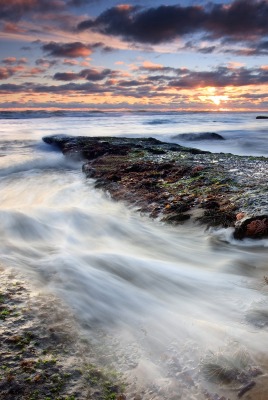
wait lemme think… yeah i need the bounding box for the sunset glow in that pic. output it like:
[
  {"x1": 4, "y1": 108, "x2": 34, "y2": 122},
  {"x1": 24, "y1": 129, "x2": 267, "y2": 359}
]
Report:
[{"x1": 0, "y1": 0, "x2": 268, "y2": 111}]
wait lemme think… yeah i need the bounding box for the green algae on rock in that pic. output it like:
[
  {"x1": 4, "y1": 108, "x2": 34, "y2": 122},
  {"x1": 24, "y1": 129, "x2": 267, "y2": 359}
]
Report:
[{"x1": 0, "y1": 266, "x2": 125, "y2": 400}]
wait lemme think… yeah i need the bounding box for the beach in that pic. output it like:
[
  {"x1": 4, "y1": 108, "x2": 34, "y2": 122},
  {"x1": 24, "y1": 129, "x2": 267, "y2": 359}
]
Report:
[{"x1": 1, "y1": 111, "x2": 268, "y2": 399}]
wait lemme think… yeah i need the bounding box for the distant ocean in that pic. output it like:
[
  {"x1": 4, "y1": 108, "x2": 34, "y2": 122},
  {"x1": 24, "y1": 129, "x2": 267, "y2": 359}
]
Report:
[
  {"x1": 0, "y1": 111, "x2": 268, "y2": 399},
  {"x1": 1, "y1": 110, "x2": 268, "y2": 156}
]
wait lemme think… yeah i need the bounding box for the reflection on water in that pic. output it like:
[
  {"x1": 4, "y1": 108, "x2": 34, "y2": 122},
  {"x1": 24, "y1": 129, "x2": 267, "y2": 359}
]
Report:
[{"x1": 1, "y1": 113, "x2": 268, "y2": 399}]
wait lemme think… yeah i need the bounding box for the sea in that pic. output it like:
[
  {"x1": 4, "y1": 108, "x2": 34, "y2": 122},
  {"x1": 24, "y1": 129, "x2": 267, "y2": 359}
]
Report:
[{"x1": 1, "y1": 111, "x2": 268, "y2": 399}]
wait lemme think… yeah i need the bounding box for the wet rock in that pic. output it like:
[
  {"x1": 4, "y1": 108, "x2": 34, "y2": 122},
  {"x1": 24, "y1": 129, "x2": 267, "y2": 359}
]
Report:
[
  {"x1": 201, "y1": 200, "x2": 220, "y2": 210},
  {"x1": 162, "y1": 213, "x2": 191, "y2": 224},
  {"x1": 237, "y1": 381, "x2": 256, "y2": 398},
  {"x1": 174, "y1": 132, "x2": 225, "y2": 141},
  {"x1": 256, "y1": 115, "x2": 268, "y2": 119},
  {"x1": 196, "y1": 209, "x2": 236, "y2": 228},
  {"x1": 168, "y1": 202, "x2": 191, "y2": 213},
  {"x1": 43, "y1": 135, "x2": 268, "y2": 236},
  {"x1": 234, "y1": 215, "x2": 268, "y2": 240}
]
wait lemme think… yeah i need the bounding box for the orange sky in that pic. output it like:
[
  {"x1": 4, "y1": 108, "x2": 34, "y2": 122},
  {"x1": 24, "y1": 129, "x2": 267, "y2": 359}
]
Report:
[{"x1": 0, "y1": 0, "x2": 268, "y2": 111}]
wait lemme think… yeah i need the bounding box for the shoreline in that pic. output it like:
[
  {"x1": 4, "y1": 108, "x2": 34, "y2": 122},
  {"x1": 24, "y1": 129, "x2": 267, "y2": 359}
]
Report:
[
  {"x1": 1, "y1": 135, "x2": 268, "y2": 399},
  {"x1": 43, "y1": 135, "x2": 268, "y2": 241},
  {"x1": 0, "y1": 264, "x2": 126, "y2": 400}
]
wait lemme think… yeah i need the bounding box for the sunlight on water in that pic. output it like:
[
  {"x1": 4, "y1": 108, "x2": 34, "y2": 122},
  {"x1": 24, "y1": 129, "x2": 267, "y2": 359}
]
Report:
[{"x1": 1, "y1": 113, "x2": 268, "y2": 399}]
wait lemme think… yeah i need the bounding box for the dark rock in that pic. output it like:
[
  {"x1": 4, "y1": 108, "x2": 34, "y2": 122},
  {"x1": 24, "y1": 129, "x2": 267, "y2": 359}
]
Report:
[
  {"x1": 256, "y1": 116, "x2": 268, "y2": 119},
  {"x1": 196, "y1": 209, "x2": 236, "y2": 228},
  {"x1": 201, "y1": 200, "x2": 220, "y2": 209},
  {"x1": 43, "y1": 135, "x2": 241, "y2": 232},
  {"x1": 237, "y1": 381, "x2": 256, "y2": 398},
  {"x1": 174, "y1": 132, "x2": 225, "y2": 141},
  {"x1": 169, "y1": 202, "x2": 191, "y2": 213},
  {"x1": 147, "y1": 147, "x2": 166, "y2": 155},
  {"x1": 162, "y1": 213, "x2": 191, "y2": 224},
  {"x1": 234, "y1": 215, "x2": 268, "y2": 240}
]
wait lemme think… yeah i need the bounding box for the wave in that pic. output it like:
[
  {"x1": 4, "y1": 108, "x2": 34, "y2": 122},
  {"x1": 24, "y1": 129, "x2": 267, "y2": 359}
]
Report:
[
  {"x1": 0, "y1": 153, "x2": 80, "y2": 177},
  {"x1": 0, "y1": 110, "x2": 105, "y2": 120},
  {"x1": 212, "y1": 227, "x2": 268, "y2": 247},
  {"x1": 144, "y1": 118, "x2": 172, "y2": 125}
]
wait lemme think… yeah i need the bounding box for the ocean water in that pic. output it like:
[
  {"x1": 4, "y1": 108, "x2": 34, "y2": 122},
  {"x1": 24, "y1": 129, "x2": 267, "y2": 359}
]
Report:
[{"x1": 1, "y1": 111, "x2": 268, "y2": 399}]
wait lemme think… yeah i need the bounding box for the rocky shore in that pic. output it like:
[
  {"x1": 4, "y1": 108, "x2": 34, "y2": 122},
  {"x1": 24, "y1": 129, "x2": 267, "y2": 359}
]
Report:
[
  {"x1": 43, "y1": 135, "x2": 268, "y2": 240},
  {"x1": 0, "y1": 265, "x2": 126, "y2": 400}
]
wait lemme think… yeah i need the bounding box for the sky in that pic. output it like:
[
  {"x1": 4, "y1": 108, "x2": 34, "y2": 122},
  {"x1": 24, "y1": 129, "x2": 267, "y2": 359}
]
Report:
[{"x1": 0, "y1": 0, "x2": 268, "y2": 111}]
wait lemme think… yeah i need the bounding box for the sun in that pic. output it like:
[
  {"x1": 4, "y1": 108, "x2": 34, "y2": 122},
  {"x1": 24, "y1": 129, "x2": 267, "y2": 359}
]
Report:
[
  {"x1": 209, "y1": 95, "x2": 223, "y2": 105},
  {"x1": 199, "y1": 87, "x2": 229, "y2": 106}
]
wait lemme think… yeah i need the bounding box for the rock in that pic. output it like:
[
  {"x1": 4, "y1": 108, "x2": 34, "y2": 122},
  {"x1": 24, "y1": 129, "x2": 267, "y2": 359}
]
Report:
[
  {"x1": 234, "y1": 215, "x2": 268, "y2": 240},
  {"x1": 162, "y1": 213, "x2": 191, "y2": 224},
  {"x1": 236, "y1": 212, "x2": 245, "y2": 221},
  {"x1": 173, "y1": 132, "x2": 225, "y2": 141},
  {"x1": 43, "y1": 134, "x2": 268, "y2": 237},
  {"x1": 201, "y1": 200, "x2": 220, "y2": 210},
  {"x1": 256, "y1": 116, "x2": 268, "y2": 119},
  {"x1": 237, "y1": 381, "x2": 256, "y2": 398}
]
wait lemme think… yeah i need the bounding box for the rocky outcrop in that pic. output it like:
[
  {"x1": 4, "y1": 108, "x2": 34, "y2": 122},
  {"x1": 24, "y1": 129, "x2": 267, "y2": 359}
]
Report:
[
  {"x1": 256, "y1": 116, "x2": 268, "y2": 119},
  {"x1": 43, "y1": 135, "x2": 268, "y2": 240},
  {"x1": 173, "y1": 132, "x2": 225, "y2": 141},
  {"x1": 43, "y1": 135, "x2": 208, "y2": 160},
  {"x1": 234, "y1": 215, "x2": 268, "y2": 240}
]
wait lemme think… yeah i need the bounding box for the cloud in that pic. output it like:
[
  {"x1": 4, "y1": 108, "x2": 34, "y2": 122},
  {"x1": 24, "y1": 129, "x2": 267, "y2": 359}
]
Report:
[
  {"x1": 2, "y1": 21, "x2": 26, "y2": 33},
  {"x1": 0, "y1": 65, "x2": 25, "y2": 80},
  {"x1": 2, "y1": 57, "x2": 28, "y2": 65},
  {"x1": 0, "y1": 0, "x2": 66, "y2": 21},
  {"x1": 0, "y1": 81, "x2": 107, "y2": 94},
  {"x1": 63, "y1": 59, "x2": 79, "y2": 66},
  {"x1": 21, "y1": 67, "x2": 45, "y2": 77},
  {"x1": 78, "y1": 0, "x2": 268, "y2": 44},
  {"x1": 0, "y1": 67, "x2": 13, "y2": 80},
  {"x1": 206, "y1": 0, "x2": 268, "y2": 40},
  {"x1": 233, "y1": 40, "x2": 268, "y2": 56},
  {"x1": 42, "y1": 42, "x2": 92, "y2": 58},
  {"x1": 168, "y1": 66, "x2": 268, "y2": 88},
  {"x1": 77, "y1": 4, "x2": 205, "y2": 44},
  {"x1": 53, "y1": 68, "x2": 113, "y2": 81},
  {"x1": 142, "y1": 61, "x2": 164, "y2": 70},
  {"x1": 35, "y1": 58, "x2": 57, "y2": 68},
  {"x1": 0, "y1": 0, "x2": 88, "y2": 22},
  {"x1": 42, "y1": 41, "x2": 113, "y2": 58},
  {"x1": 198, "y1": 45, "x2": 217, "y2": 54},
  {"x1": 1, "y1": 65, "x2": 268, "y2": 98}
]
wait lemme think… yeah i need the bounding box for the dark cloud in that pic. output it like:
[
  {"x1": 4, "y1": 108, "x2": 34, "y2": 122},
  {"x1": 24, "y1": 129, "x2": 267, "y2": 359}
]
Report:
[
  {"x1": 207, "y1": 0, "x2": 268, "y2": 39},
  {"x1": 168, "y1": 66, "x2": 268, "y2": 88},
  {"x1": 67, "y1": 0, "x2": 97, "y2": 6},
  {"x1": 53, "y1": 72, "x2": 79, "y2": 81},
  {"x1": 42, "y1": 41, "x2": 113, "y2": 58},
  {"x1": 0, "y1": 0, "x2": 65, "y2": 21},
  {"x1": 140, "y1": 65, "x2": 188, "y2": 74},
  {"x1": 53, "y1": 68, "x2": 113, "y2": 81},
  {"x1": 116, "y1": 79, "x2": 151, "y2": 87},
  {"x1": 42, "y1": 42, "x2": 92, "y2": 58},
  {"x1": 0, "y1": 0, "x2": 88, "y2": 22},
  {"x1": 78, "y1": 0, "x2": 268, "y2": 44},
  {"x1": 198, "y1": 46, "x2": 217, "y2": 54},
  {"x1": 232, "y1": 40, "x2": 268, "y2": 56},
  {"x1": 0, "y1": 81, "x2": 107, "y2": 94},
  {"x1": 78, "y1": 4, "x2": 205, "y2": 44},
  {"x1": 1, "y1": 66, "x2": 268, "y2": 96}
]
